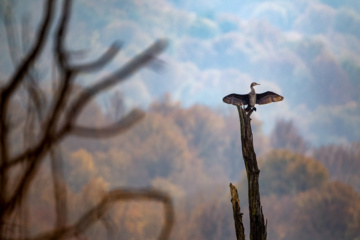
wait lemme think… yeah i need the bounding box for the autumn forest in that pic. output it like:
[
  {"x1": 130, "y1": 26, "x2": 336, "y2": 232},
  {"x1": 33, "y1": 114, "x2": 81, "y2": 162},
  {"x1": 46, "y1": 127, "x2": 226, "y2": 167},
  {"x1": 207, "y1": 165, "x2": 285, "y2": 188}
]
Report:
[
  {"x1": 6, "y1": 92, "x2": 359, "y2": 239},
  {"x1": 2, "y1": 0, "x2": 360, "y2": 239}
]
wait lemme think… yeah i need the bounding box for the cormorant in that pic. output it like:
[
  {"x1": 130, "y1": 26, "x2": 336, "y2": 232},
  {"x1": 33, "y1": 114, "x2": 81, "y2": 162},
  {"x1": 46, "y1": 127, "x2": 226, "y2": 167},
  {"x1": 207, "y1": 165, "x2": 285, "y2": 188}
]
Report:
[{"x1": 223, "y1": 82, "x2": 284, "y2": 111}]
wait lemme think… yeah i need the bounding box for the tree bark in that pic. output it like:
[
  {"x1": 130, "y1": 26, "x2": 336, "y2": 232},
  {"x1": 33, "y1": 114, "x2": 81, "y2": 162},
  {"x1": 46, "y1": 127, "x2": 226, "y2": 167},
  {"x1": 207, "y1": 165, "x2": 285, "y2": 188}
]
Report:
[
  {"x1": 229, "y1": 183, "x2": 245, "y2": 240},
  {"x1": 230, "y1": 106, "x2": 267, "y2": 240}
]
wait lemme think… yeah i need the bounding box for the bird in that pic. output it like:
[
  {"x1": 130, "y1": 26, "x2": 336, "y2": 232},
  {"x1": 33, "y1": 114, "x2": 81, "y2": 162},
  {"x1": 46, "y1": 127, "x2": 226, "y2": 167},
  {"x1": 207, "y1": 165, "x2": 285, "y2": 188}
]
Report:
[{"x1": 223, "y1": 82, "x2": 284, "y2": 111}]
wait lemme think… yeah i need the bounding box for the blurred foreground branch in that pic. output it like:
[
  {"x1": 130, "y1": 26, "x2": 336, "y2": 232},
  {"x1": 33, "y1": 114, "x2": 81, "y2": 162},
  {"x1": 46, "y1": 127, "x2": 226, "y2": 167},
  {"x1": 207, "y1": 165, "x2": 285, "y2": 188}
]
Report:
[
  {"x1": 31, "y1": 188, "x2": 174, "y2": 240},
  {"x1": 0, "y1": 0, "x2": 173, "y2": 239}
]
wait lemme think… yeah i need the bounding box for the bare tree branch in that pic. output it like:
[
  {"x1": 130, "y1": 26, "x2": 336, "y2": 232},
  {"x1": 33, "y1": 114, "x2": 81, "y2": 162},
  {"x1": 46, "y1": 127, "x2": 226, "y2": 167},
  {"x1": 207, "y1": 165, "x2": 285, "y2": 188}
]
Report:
[
  {"x1": 3, "y1": 1, "x2": 21, "y2": 66},
  {"x1": 72, "y1": 41, "x2": 122, "y2": 73},
  {"x1": 64, "y1": 39, "x2": 167, "y2": 126},
  {"x1": 1, "y1": 0, "x2": 55, "y2": 95},
  {"x1": 3, "y1": 39, "x2": 167, "y2": 172},
  {"x1": 55, "y1": 0, "x2": 72, "y2": 69},
  {"x1": 49, "y1": 147, "x2": 67, "y2": 230},
  {"x1": 5, "y1": 39, "x2": 167, "y2": 170},
  {"x1": 21, "y1": 13, "x2": 32, "y2": 55},
  {"x1": 30, "y1": 188, "x2": 174, "y2": 240},
  {"x1": 71, "y1": 109, "x2": 145, "y2": 138},
  {"x1": 0, "y1": 0, "x2": 56, "y2": 220},
  {"x1": 0, "y1": 2, "x2": 173, "y2": 239}
]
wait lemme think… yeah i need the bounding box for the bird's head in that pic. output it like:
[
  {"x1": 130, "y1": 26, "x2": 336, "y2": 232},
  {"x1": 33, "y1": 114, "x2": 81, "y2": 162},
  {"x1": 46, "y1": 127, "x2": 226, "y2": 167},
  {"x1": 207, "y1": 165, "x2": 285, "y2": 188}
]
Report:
[{"x1": 250, "y1": 82, "x2": 260, "y2": 88}]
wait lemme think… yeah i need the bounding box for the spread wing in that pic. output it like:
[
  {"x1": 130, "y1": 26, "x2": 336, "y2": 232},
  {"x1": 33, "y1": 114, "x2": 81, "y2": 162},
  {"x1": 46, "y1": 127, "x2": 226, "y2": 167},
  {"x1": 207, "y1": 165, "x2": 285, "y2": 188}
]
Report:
[
  {"x1": 223, "y1": 93, "x2": 249, "y2": 106},
  {"x1": 256, "y1": 91, "x2": 284, "y2": 105}
]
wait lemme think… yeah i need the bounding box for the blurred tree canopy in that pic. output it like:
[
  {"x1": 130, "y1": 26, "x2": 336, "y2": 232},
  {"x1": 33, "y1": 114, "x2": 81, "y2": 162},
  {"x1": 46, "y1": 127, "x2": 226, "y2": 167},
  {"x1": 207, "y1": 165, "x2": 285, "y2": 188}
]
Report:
[
  {"x1": 270, "y1": 119, "x2": 308, "y2": 154},
  {"x1": 286, "y1": 181, "x2": 360, "y2": 240},
  {"x1": 259, "y1": 150, "x2": 329, "y2": 196},
  {"x1": 313, "y1": 142, "x2": 360, "y2": 191}
]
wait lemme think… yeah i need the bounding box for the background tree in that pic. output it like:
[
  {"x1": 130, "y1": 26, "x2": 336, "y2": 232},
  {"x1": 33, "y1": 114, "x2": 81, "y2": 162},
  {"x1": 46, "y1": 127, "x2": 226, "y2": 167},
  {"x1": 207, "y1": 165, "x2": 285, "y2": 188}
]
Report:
[
  {"x1": 259, "y1": 150, "x2": 329, "y2": 196},
  {"x1": 313, "y1": 142, "x2": 360, "y2": 191},
  {"x1": 270, "y1": 119, "x2": 308, "y2": 154},
  {"x1": 286, "y1": 181, "x2": 360, "y2": 240}
]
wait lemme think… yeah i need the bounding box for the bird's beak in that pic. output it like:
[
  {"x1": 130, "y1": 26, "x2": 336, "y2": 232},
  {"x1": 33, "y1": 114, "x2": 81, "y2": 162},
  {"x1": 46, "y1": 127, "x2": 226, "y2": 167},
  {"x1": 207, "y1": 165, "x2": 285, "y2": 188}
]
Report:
[{"x1": 257, "y1": 83, "x2": 260, "y2": 85}]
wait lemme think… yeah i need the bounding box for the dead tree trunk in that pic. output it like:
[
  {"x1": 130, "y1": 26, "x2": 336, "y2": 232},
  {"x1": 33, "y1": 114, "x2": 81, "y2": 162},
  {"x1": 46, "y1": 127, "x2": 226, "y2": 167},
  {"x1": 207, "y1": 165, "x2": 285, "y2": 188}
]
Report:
[
  {"x1": 230, "y1": 107, "x2": 267, "y2": 240},
  {"x1": 230, "y1": 183, "x2": 245, "y2": 240}
]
